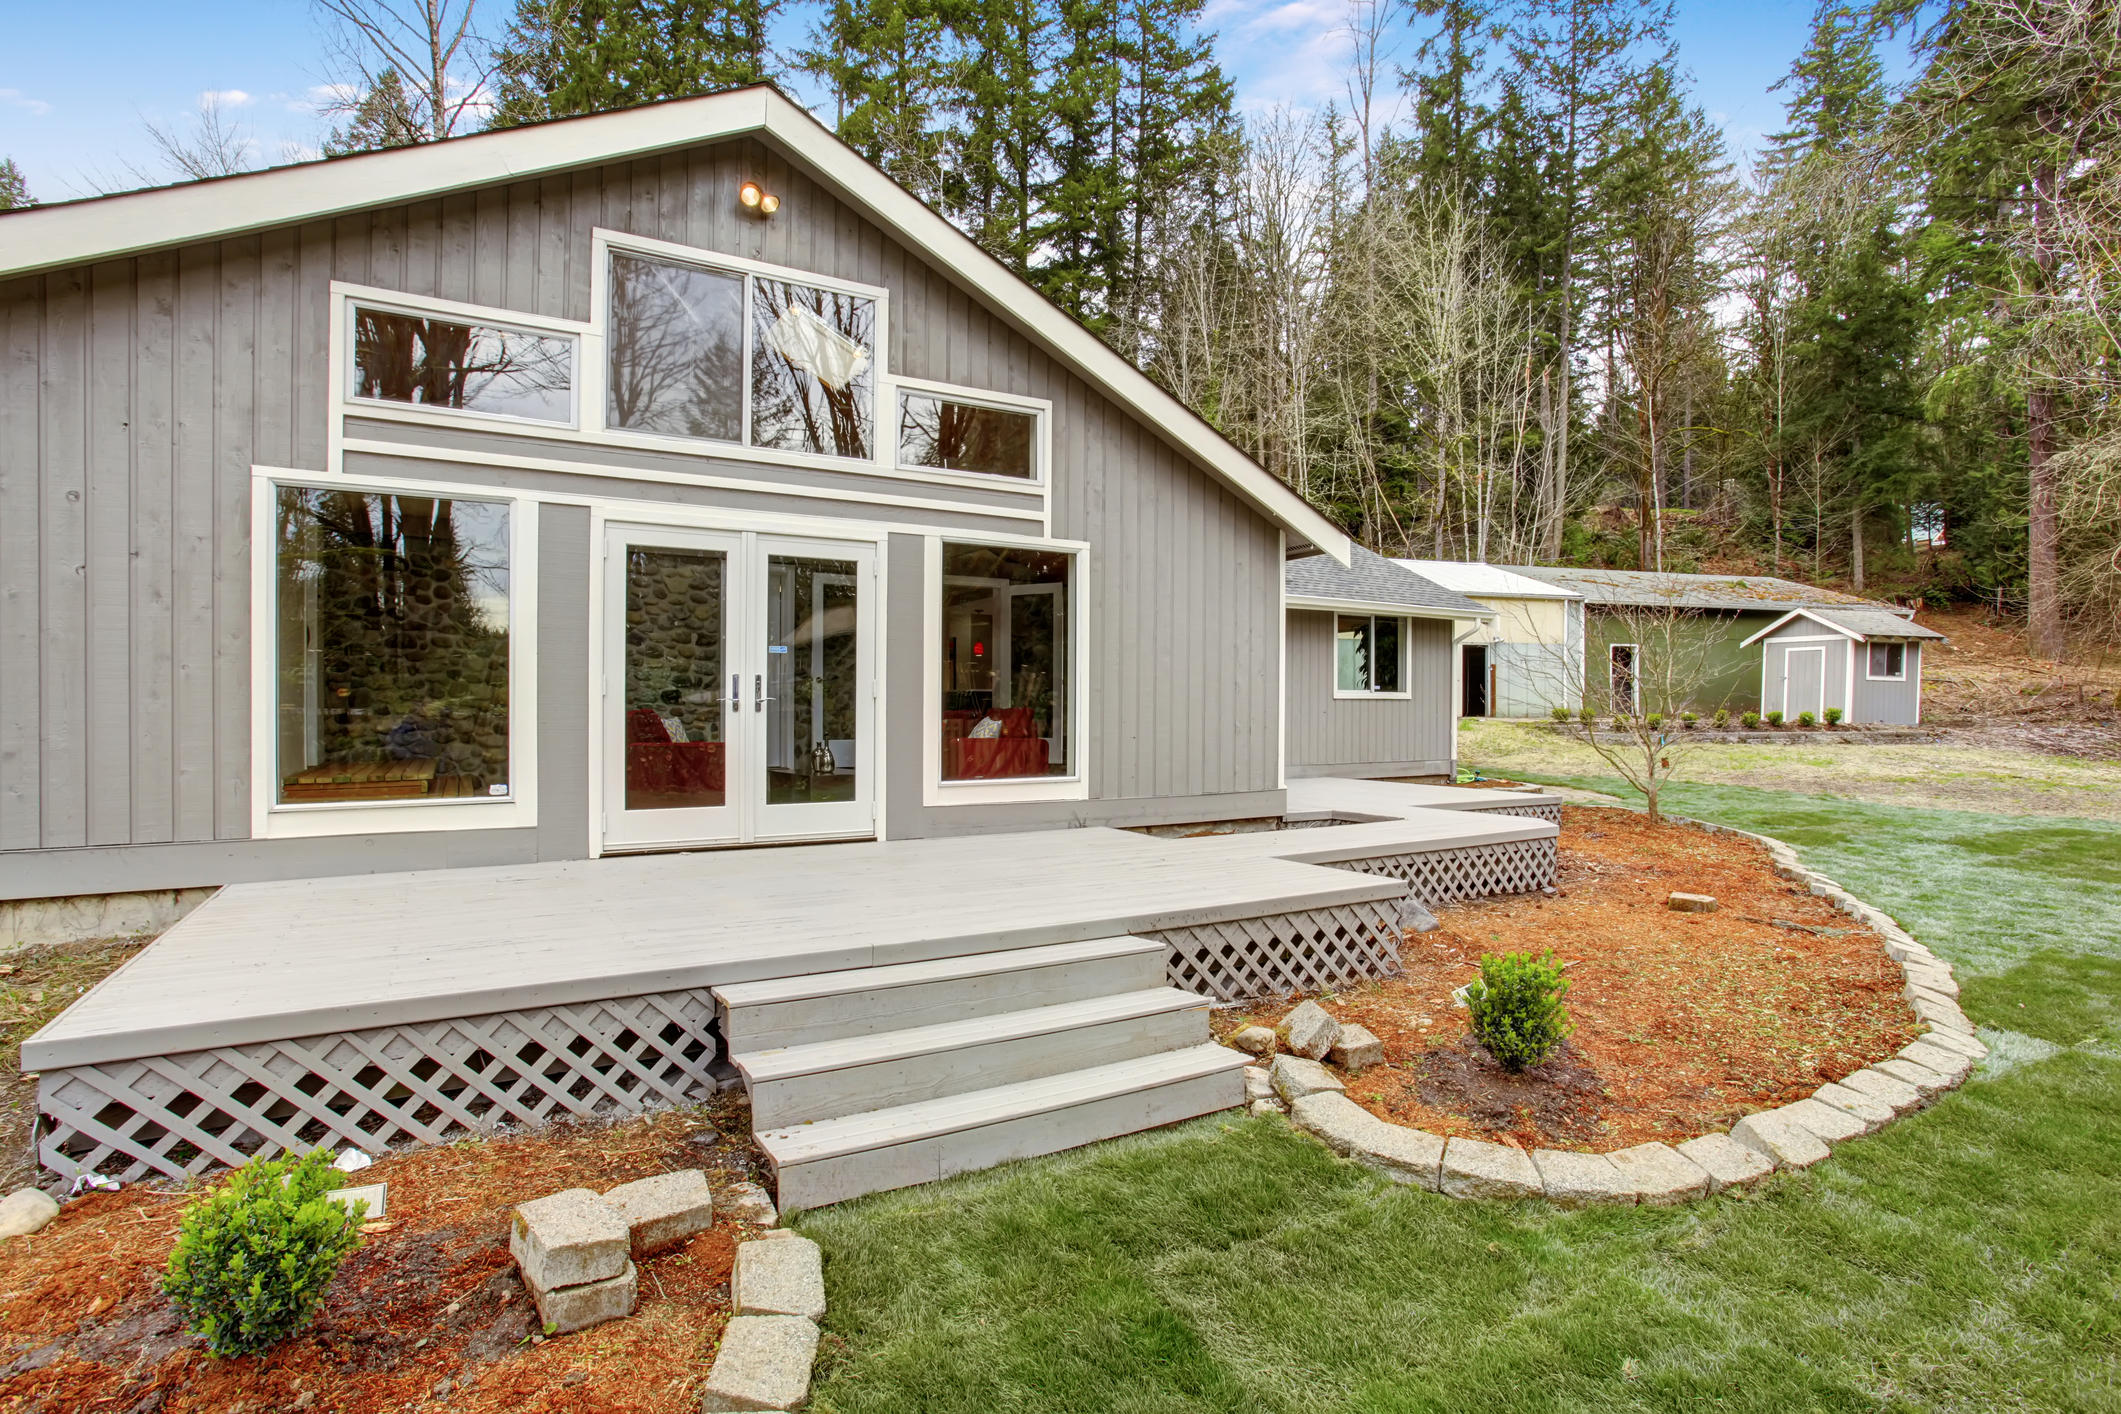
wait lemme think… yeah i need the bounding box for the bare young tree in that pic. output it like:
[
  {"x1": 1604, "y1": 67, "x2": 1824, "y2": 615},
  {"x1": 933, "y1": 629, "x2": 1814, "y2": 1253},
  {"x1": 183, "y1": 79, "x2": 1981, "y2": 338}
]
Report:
[
  {"x1": 137, "y1": 93, "x2": 259, "y2": 181},
  {"x1": 315, "y1": 0, "x2": 492, "y2": 143}
]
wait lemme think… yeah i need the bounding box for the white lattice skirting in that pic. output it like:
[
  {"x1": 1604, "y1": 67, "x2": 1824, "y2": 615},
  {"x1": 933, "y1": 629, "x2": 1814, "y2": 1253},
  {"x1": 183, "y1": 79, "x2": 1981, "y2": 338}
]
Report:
[
  {"x1": 37, "y1": 990, "x2": 721, "y2": 1185},
  {"x1": 1468, "y1": 800, "x2": 1563, "y2": 824},
  {"x1": 1153, "y1": 898, "x2": 1403, "y2": 1001},
  {"x1": 1336, "y1": 836, "x2": 1559, "y2": 906}
]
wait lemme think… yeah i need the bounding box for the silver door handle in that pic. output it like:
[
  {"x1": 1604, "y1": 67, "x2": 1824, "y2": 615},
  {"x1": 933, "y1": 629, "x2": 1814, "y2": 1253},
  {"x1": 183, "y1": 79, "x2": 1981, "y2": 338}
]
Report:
[
  {"x1": 754, "y1": 674, "x2": 775, "y2": 711},
  {"x1": 731, "y1": 674, "x2": 741, "y2": 709}
]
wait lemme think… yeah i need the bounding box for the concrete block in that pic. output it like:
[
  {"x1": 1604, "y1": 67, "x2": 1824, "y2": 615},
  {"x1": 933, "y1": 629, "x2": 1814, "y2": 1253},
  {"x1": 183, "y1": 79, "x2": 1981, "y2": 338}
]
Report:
[
  {"x1": 1874, "y1": 1057, "x2": 1951, "y2": 1097},
  {"x1": 1901, "y1": 964, "x2": 1958, "y2": 998},
  {"x1": 1812, "y1": 1082, "x2": 1893, "y2": 1131},
  {"x1": 1915, "y1": 1027, "x2": 1987, "y2": 1061},
  {"x1": 1909, "y1": 994, "x2": 1975, "y2": 1035},
  {"x1": 1242, "y1": 1066, "x2": 1273, "y2": 1103},
  {"x1": 1530, "y1": 1149, "x2": 1637, "y2": 1207},
  {"x1": 1674, "y1": 1133, "x2": 1774, "y2": 1193},
  {"x1": 530, "y1": 1260, "x2": 636, "y2": 1335},
  {"x1": 699, "y1": 1315, "x2": 820, "y2": 1412},
  {"x1": 1270, "y1": 1054, "x2": 1345, "y2": 1104},
  {"x1": 604, "y1": 1169, "x2": 714, "y2": 1259},
  {"x1": 1667, "y1": 892, "x2": 1718, "y2": 913},
  {"x1": 1440, "y1": 1137, "x2": 1543, "y2": 1200},
  {"x1": 1605, "y1": 1143, "x2": 1710, "y2": 1204},
  {"x1": 0, "y1": 1188, "x2": 59, "y2": 1239},
  {"x1": 1280, "y1": 1001, "x2": 1341, "y2": 1060},
  {"x1": 1901, "y1": 1039, "x2": 1973, "y2": 1083},
  {"x1": 1779, "y1": 1097, "x2": 1868, "y2": 1144},
  {"x1": 1838, "y1": 1067, "x2": 1924, "y2": 1113},
  {"x1": 1290, "y1": 1092, "x2": 1443, "y2": 1190},
  {"x1": 1230, "y1": 1026, "x2": 1277, "y2": 1056},
  {"x1": 1730, "y1": 1109, "x2": 1832, "y2": 1169},
  {"x1": 512, "y1": 1189, "x2": 630, "y2": 1292},
  {"x1": 1249, "y1": 1099, "x2": 1287, "y2": 1118},
  {"x1": 733, "y1": 1234, "x2": 825, "y2": 1321},
  {"x1": 721, "y1": 1182, "x2": 779, "y2": 1226},
  {"x1": 1328, "y1": 1024, "x2": 1385, "y2": 1074}
]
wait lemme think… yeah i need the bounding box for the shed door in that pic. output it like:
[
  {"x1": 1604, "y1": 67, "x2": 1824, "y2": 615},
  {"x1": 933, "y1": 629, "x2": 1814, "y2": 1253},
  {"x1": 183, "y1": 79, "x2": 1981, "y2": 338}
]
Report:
[{"x1": 1784, "y1": 646, "x2": 1826, "y2": 719}]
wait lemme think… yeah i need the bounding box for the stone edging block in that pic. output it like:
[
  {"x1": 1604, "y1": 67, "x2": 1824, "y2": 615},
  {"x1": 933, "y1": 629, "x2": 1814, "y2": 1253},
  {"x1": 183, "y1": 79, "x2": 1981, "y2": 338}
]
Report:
[
  {"x1": 701, "y1": 1230, "x2": 830, "y2": 1409},
  {"x1": 1262, "y1": 810, "x2": 1984, "y2": 1209}
]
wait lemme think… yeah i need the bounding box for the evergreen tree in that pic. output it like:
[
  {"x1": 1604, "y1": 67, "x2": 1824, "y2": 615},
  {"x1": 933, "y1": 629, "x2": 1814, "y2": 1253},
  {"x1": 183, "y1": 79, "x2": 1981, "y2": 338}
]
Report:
[
  {"x1": 799, "y1": 0, "x2": 952, "y2": 199},
  {"x1": 941, "y1": 0, "x2": 1057, "y2": 277},
  {"x1": 0, "y1": 158, "x2": 30, "y2": 211},
  {"x1": 322, "y1": 69, "x2": 426, "y2": 155},
  {"x1": 487, "y1": 0, "x2": 784, "y2": 127},
  {"x1": 1404, "y1": 0, "x2": 1499, "y2": 196}
]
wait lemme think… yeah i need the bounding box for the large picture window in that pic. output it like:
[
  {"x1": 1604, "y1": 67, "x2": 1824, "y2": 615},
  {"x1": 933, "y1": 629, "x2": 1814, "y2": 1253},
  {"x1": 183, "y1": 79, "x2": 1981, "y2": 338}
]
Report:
[
  {"x1": 274, "y1": 488, "x2": 512, "y2": 806},
  {"x1": 605, "y1": 252, "x2": 744, "y2": 441},
  {"x1": 1336, "y1": 614, "x2": 1404, "y2": 694},
  {"x1": 939, "y1": 544, "x2": 1071, "y2": 780},
  {"x1": 752, "y1": 278, "x2": 875, "y2": 459},
  {"x1": 349, "y1": 306, "x2": 573, "y2": 423}
]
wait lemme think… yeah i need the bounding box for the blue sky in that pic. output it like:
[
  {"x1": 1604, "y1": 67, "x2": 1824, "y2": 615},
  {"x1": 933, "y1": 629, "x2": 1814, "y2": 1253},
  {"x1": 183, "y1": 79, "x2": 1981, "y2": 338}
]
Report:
[{"x1": 0, "y1": 1, "x2": 1914, "y2": 204}]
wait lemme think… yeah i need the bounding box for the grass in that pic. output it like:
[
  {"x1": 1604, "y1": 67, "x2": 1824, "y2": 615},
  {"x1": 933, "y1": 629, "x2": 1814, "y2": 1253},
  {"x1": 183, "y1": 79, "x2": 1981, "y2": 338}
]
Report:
[{"x1": 795, "y1": 782, "x2": 2121, "y2": 1413}]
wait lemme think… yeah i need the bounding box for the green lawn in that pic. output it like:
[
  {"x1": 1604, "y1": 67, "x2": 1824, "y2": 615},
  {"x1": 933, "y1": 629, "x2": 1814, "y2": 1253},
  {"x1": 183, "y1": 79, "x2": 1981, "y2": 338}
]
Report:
[{"x1": 796, "y1": 785, "x2": 2121, "y2": 1413}]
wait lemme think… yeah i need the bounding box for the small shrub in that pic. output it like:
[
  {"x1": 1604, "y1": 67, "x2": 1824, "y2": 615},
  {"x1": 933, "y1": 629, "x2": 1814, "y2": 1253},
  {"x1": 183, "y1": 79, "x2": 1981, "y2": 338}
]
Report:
[
  {"x1": 1611, "y1": 715, "x2": 1629, "y2": 731},
  {"x1": 1713, "y1": 708, "x2": 1730, "y2": 729},
  {"x1": 1644, "y1": 712, "x2": 1664, "y2": 730},
  {"x1": 1464, "y1": 950, "x2": 1574, "y2": 1071},
  {"x1": 163, "y1": 1149, "x2": 366, "y2": 1358},
  {"x1": 1681, "y1": 711, "x2": 1698, "y2": 727},
  {"x1": 1576, "y1": 706, "x2": 1596, "y2": 725},
  {"x1": 1824, "y1": 707, "x2": 1844, "y2": 725},
  {"x1": 1765, "y1": 710, "x2": 1784, "y2": 726},
  {"x1": 1549, "y1": 705, "x2": 1572, "y2": 723},
  {"x1": 1741, "y1": 711, "x2": 1760, "y2": 728},
  {"x1": 1798, "y1": 710, "x2": 1816, "y2": 727}
]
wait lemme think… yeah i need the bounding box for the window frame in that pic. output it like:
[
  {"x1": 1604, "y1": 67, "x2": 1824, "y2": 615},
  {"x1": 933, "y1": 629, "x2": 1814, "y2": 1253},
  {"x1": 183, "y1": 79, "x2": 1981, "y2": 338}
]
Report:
[
  {"x1": 1331, "y1": 613, "x2": 1412, "y2": 700},
  {"x1": 334, "y1": 284, "x2": 586, "y2": 432},
  {"x1": 1608, "y1": 642, "x2": 1641, "y2": 715},
  {"x1": 891, "y1": 375, "x2": 1051, "y2": 487},
  {"x1": 1866, "y1": 640, "x2": 1908, "y2": 681},
  {"x1": 248, "y1": 466, "x2": 540, "y2": 840},
  {"x1": 922, "y1": 532, "x2": 1090, "y2": 805}
]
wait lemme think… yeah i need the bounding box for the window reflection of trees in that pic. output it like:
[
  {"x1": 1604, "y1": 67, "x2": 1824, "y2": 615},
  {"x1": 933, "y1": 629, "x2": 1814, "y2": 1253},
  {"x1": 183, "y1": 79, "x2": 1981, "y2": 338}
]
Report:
[
  {"x1": 605, "y1": 254, "x2": 744, "y2": 441},
  {"x1": 351, "y1": 309, "x2": 571, "y2": 422},
  {"x1": 899, "y1": 394, "x2": 1034, "y2": 478},
  {"x1": 751, "y1": 279, "x2": 874, "y2": 459}
]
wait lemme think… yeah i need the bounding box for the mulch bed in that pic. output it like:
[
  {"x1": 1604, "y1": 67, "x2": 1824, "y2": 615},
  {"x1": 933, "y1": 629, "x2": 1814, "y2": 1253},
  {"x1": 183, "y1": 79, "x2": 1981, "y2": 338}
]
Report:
[
  {"x1": 1217, "y1": 804, "x2": 1921, "y2": 1152},
  {"x1": 0, "y1": 1099, "x2": 776, "y2": 1414}
]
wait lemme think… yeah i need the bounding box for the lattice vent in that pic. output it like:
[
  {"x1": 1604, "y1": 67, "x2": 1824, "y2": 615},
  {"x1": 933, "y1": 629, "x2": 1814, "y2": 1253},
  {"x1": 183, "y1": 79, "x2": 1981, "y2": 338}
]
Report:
[
  {"x1": 1467, "y1": 801, "x2": 1563, "y2": 824},
  {"x1": 1334, "y1": 837, "x2": 1558, "y2": 905},
  {"x1": 1154, "y1": 899, "x2": 1402, "y2": 1001},
  {"x1": 38, "y1": 989, "x2": 720, "y2": 1185}
]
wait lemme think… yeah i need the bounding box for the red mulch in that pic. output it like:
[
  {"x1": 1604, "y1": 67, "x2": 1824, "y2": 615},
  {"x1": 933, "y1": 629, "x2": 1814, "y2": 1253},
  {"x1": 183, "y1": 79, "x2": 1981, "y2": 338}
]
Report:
[
  {"x1": 1217, "y1": 804, "x2": 1920, "y2": 1151},
  {"x1": 0, "y1": 1097, "x2": 775, "y2": 1414}
]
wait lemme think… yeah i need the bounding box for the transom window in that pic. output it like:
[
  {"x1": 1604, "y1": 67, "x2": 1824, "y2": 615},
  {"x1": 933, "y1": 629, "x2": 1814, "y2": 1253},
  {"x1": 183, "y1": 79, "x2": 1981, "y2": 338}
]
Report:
[
  {"x1": 1336, "y1": 615, "x2": 1405, "y2": 694},
  {"x1": 349, "y1": 307, "x2": 574, "y2": 424},
  {"x1": 899, "y1": 392, "x2": 1036, "y2": 479},
  {"x1": 1868, "y1": 641, "x2": 1906, "y2": 679}
]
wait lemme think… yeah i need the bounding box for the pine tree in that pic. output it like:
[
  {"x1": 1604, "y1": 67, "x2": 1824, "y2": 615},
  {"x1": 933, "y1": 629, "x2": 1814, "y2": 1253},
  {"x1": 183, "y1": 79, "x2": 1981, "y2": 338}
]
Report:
[
  {"x1": 0, "y1": 158, "x2": 30, "y2": 211},
  {"x1": 941, "y1": 0, "x2": 1057, "y2": 278},
  {"x1": 486, "y1": 0, "x2": 784, "y2": 127},
  {"x1": 323, "y1": 69, "x2": 426, "y2": 155},
  {"x1": 799, "y1": 0, "x2": 951, "y2": 199},
  {"x1": 1404, "y1": 0, "x2": 1498, "y2": 196}
]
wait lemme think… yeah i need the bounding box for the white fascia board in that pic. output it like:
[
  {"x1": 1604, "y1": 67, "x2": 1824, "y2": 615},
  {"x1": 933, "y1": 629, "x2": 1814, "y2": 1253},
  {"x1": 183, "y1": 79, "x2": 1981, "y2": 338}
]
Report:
[
  {"x1": 0, "y1": 86, "x2": 1349, "y2": 565},
  {"x1": 1740, "y1": 607, "x2": 1859, "y2": 648},
  {"x1": 1286, "y1": 594, "x2": 1492, "y2": 622}
]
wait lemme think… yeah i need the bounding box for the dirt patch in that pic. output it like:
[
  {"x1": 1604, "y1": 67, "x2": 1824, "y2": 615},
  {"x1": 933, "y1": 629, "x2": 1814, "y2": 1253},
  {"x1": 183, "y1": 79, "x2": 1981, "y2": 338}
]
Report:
[
  {"x1": 0, "y1": 938, "x2": 153, "y2": 1195},
  {"x1": 1217, "y1": 804, "x2": 1920, "y2": 1151},
  {"x1": 0, "y1": 1100, "x2": 770, "y2": 1413}
]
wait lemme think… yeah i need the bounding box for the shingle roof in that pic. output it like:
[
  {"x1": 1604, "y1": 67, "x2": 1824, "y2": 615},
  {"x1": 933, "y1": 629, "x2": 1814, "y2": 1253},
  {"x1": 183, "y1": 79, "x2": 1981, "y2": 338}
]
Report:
[
  {"x1": 1394, "y1": 559, "x2": 1583, "y2": 600},
  {"x1": 1496, "y1": 565, "x2": 1877, "y2": 611},
  {"x1": 1287, "y1": 546, "x2": 1490, "y2": 617},
  {"x1": 1744, "y1": 607, "x2": 1947, "y2": 644}
]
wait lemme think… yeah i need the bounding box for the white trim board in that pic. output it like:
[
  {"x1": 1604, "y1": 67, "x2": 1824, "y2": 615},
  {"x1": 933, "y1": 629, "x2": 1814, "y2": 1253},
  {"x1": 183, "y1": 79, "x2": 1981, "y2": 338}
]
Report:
[
  {"x1": 3, "y1": 86, "x2": 1348, "y2": 564},
  {"x1": 1286, "y1": 595, "x2": 1491, "y2": 623}
]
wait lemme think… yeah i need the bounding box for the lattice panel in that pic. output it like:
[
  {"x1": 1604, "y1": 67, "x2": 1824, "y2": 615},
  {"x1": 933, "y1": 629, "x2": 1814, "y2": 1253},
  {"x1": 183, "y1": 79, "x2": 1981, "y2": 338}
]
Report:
[
  {"x1": 1154, "y1": 899, "x2": 1402, "y2": 1001},
  {"x1": 1467, "y1": 800, "x2": 1562, "y2": 824},
  {"x1": 37, "y1": 989, "x2": 720, "y2": 1185},
  {"x1": 1335, "y1": 837, "x2": 1558, "y2": 905}
]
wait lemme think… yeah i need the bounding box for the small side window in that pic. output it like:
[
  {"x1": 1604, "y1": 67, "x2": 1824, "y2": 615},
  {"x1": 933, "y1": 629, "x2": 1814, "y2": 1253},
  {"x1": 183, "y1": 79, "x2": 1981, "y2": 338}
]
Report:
[
  {"x1": 1336, "y1": 615, "x2": 1407, "y2": 693},
  {"x1": 350, "y1": 307, "x2": 573, "y2": 423},
  {"x1": 899, "y1": 393, "x2": 1036, "y2": 479},
  {"x1": 1869, "y1": 641, "x2": 1905, "y2": 678}
]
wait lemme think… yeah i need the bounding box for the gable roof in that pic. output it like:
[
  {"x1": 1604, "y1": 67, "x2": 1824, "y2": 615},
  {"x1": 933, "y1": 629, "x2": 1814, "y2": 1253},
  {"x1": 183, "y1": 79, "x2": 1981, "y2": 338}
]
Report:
[
  {"x1": 1740, "y1": 607, "x2": 1947, "y2": 647},
  {"x1": 1394, "y1": 559, "x2": 1581, "y2": 600},
  {"x1": 1497, "y1": 565, "x2": 1875, "y2": 611},
  {"x1": 0, "y1": 86, "x2": 1348, "y2": 563},
  {"x1": 1287, "y1": 546, "x2": 1491, "y2": 619}
]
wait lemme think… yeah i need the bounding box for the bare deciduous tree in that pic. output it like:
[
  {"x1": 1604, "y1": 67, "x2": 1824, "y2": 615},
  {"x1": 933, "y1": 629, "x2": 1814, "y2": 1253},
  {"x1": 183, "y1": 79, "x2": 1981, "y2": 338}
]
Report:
[{"x1": 315, "y1": 0, "x2": 492, "y2": 143}]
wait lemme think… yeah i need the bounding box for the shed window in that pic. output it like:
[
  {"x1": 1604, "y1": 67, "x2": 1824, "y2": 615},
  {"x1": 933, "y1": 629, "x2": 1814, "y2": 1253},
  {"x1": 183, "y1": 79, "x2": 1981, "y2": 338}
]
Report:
[
  {"x1": 939, "y1": 544, "x2": 1072, "y2": 780},
  {"x1": 1336, "y1": 615, "x2": 1404, "y2": 694},
  {"x1": 350, "y1": 307, "x2": 573, "y2": 423},
  {"x1": 899, "y1": 393, "x2": 1036, "y2": 479},
  {"x1": 1868, "y1": 641, "x2": 1906, "y2": 679},
  {"x1": 274, "y1": 488, "x2": 511, "y2": 807}
]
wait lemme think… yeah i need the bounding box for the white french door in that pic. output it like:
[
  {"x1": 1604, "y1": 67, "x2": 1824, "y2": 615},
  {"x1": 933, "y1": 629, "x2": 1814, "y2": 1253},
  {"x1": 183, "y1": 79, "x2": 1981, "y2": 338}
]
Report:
[{"x1": 601, "y1": 523, "x2": 876, "y2": 851}]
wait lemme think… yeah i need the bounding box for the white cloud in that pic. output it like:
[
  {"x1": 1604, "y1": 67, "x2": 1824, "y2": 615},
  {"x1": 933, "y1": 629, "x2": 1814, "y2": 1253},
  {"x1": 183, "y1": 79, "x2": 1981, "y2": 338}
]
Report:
[
  {"x1": 202, "y1": 88, "x2": 254, "y2": 108},
  {"x1": 1, "y1": 88, "x2": 53, "y2": 116}
]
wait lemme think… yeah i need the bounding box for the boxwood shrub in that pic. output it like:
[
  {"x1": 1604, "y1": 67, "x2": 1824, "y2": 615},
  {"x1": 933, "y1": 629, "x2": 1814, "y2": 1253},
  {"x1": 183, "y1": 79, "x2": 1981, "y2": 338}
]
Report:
[{"x1": 1464, "y1": 950, "x2": 1574, "y2": 1071}]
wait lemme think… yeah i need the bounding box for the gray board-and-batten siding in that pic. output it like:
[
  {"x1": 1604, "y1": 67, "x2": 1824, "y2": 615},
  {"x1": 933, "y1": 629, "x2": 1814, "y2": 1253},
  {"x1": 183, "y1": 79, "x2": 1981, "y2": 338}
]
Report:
[
  {"x1": 0, "y1": 134, "x2": 1286, "y2": 901},
  {"x1": 1283, "y1": 611, "x2": 1455, "y2": 779}
]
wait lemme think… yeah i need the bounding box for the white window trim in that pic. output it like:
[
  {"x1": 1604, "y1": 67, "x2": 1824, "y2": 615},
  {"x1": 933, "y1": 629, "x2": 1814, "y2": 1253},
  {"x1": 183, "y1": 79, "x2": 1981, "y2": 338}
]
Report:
[
  {"x1": 1865, "y1": 641, "x2": 1909, "y2": 681},
  {"x1": 888, "y1": 375, "x2": 1052, "y2": 488},
  {"x1": 248, "y1": 466, "x2": 540, "y2": 839},
  {"x1": 923, "y1": 533, "x2": 1090, "y2": 805},
  {"x1": 332, "y1": 282, "x2": 588, "y2": 434},
  {"x1": 1331, "y1": 614, "x2": 1412, "y2": 700}
]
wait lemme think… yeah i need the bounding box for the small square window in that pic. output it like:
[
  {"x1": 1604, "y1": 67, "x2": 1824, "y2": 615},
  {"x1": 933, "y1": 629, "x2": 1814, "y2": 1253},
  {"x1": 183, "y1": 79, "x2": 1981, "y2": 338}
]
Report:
[
  {"x1": 350, "y1": 307, "x2": 573, "y2": 423},
  {"x1": 1337, "y1": 615, "x2": 1405, "y2": 693},
  {"x1": 1869, "y1": 641, "x2": 1906, "y2": 678}
]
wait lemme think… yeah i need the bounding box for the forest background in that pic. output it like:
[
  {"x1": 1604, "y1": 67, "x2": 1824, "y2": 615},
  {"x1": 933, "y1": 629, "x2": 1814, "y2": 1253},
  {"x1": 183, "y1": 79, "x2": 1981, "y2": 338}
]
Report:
[{"x1": 4, "y1": 0, "x2": 2117, "y2": 660}]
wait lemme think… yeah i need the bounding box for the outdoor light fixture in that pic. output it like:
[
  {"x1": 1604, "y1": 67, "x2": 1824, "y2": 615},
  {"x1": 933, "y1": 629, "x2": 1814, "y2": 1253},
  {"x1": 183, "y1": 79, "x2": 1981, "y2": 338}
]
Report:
[{"x1": 739, "y1": 181, "x2": 781, "y2": 216}]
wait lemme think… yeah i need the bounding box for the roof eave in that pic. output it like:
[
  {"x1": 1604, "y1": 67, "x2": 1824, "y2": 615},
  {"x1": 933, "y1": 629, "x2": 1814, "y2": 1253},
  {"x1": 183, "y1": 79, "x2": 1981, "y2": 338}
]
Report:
[{"x1": 1286, "y1": 594, "x2": 1493, "y2": 621}]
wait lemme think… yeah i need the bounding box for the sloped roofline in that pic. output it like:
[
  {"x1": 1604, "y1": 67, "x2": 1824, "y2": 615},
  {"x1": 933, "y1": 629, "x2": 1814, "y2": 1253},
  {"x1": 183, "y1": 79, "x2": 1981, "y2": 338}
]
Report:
[
  {"x1": 0, "y1": 86, "x2": 1349, "y2": 562},
  {"x1": 1738, "y1": 607, "x2": 1940, "y2": 647},
  {"x1": 1392, "y1": 558, "x2": 1582, "y2": 601}
]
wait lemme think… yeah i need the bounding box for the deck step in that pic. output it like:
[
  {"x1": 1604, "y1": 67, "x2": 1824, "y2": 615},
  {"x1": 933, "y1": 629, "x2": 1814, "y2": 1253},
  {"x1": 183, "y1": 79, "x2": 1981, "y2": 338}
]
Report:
[
  {"x1": 736, "y1": 987, "x2": 1211, "y2": 1128},
  {"x1": 713, "y1": 935, "x2": 1168, "y2": 1052},
  {"x1": 759, "y1": 1043, "x2": 1249, "y2": 1210}
]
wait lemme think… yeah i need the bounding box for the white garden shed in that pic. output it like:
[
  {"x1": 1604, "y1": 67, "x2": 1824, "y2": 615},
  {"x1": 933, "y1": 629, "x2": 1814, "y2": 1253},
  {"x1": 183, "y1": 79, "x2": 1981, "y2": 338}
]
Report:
[{"x1": 1742, "y1": 607, "x2": 1947, "y2": 725}]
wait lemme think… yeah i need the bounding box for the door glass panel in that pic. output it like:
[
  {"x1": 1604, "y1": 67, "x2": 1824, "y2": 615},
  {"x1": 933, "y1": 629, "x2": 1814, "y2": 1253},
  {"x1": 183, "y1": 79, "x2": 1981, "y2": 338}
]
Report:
[
  {"x1": 764, "y1": 554, "x2": 859, "y2": 805},
  {"x1": 624, "y1": 547, "x2": 727, "y2": 811}
]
